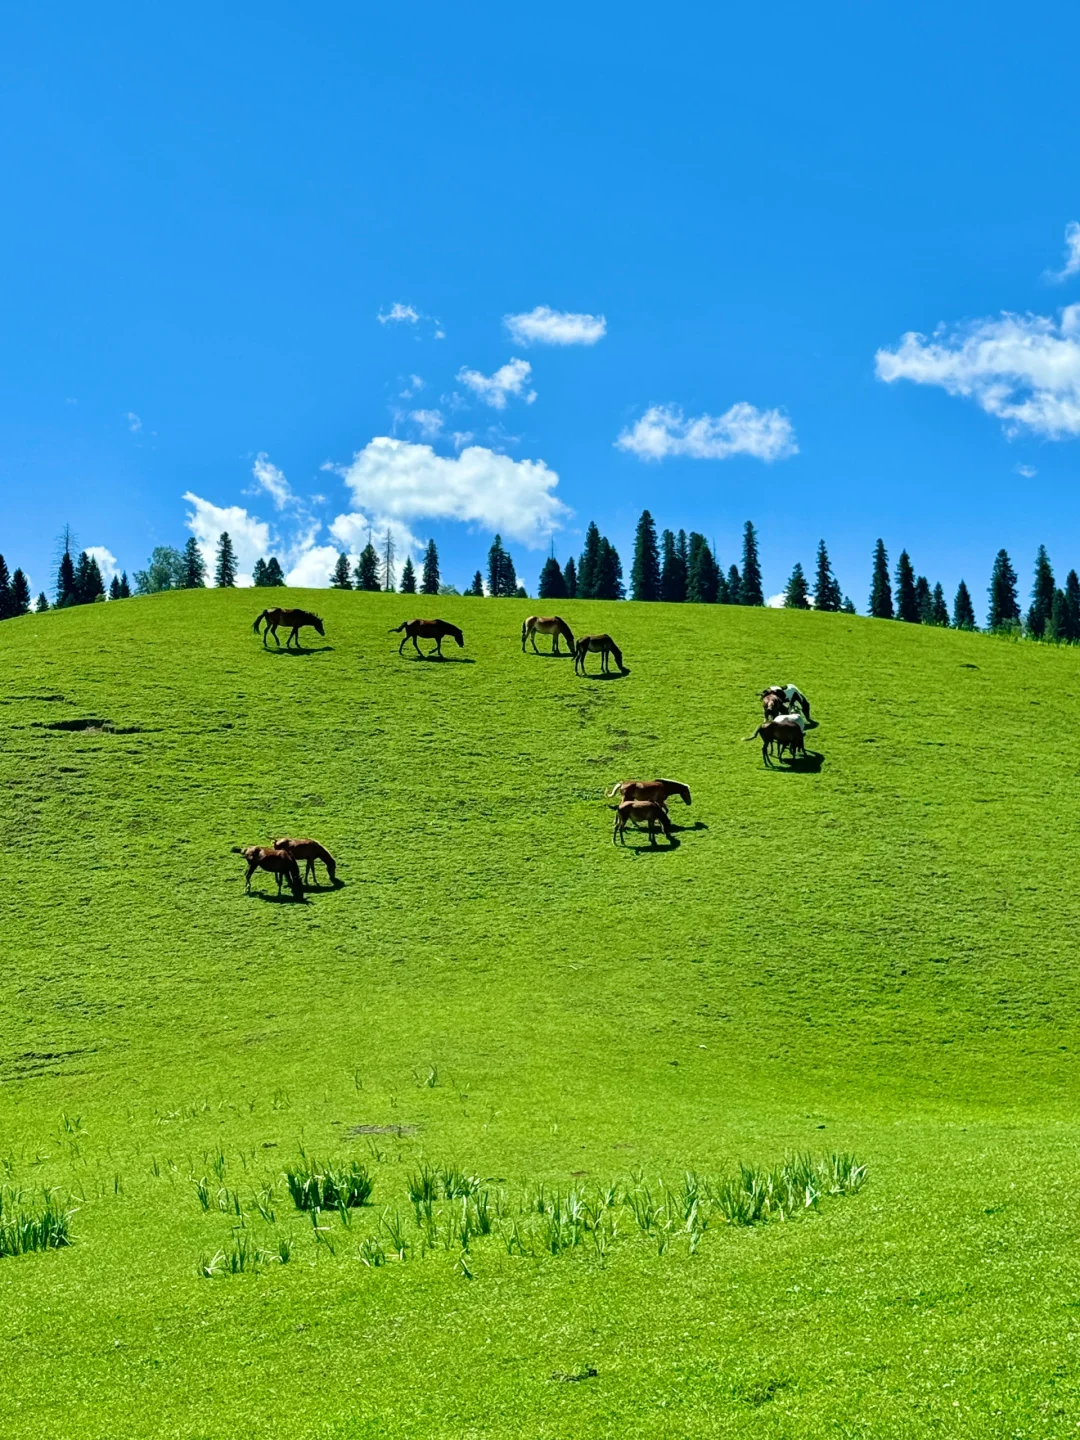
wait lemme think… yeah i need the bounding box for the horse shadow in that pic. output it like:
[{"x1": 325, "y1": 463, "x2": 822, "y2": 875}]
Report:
[
  {"x1": 580, "y1": 668, "x2": 631, "y2": 681},
  {"x1": 406, "y1": 654, "x2": 476, "y2": 664},
  {"x1": 266, "y1": 646, "x2": 334, "y2": 657},
  {"x1": 770, "y1": 752, "x2": 825, "y2": 774},
  {"x1": 623, "y1": 835, "x2": 681, "y2": 854},
  {"x1": 248, "y1": 890, "x2": 309, "y2": 904},
  {"x1": 528, "y1": 651, "x2": 575, "y2": 659},
  {"x1": 305, "y1": 879, "x2": 346, "y2": 893},
  {"x1": 670, "y1": 820, "x2": 708, "y2": 834}
]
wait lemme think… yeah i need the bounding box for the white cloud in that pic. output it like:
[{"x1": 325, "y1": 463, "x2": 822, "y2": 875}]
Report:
[
  {"x1": 251, "y1": 452, "x2": 293, "y2": 509},
  {"x1": 766, "y1": 592, "x2": 786, "y2": 609},
  {"x1": 875, "y1": 306, "x2": 1080, "y2": 439},
  {"x1": 616, "y1": 402, "x2": 798, "y2": 462},
  {"x1": 399, "y1": 374, "x2": 424, "y2": 399},
  {"x1": 86, "y1": 546, "x2": 118, "y2": 583},
  {"x1": 409, "y1": 408, "x2": 444, "y2": 438},
  {"x1": 503, "y1": 306, "x2": 607, "y2": 346},
  {"x1": 284, "y1": 545, "x2": 346, "y2": 589},
  {"x1": 1015, "y1": 463, "x2": 1038, "y2": 478},
  {"x1": 378, "y1": 303, "x2": 420, "y2": 325},
  {"x1": 1047, "y1": 222, "x2": 1080, "y2": 283},
  {"x1": 183, "y1": 492, "x2": 273, "y2": 587},
  {"x1": 127, "y1": 412, "x2": 142, "y2": 433},
  {"x1": 333, "y1": 436, "x2": 568, "y2": 544},
  {"x1": 451, "y1": 430, "x2": 475, "y2": 450},
  {"x1": 457, "y1": 357, "x2": 536, "y2": 410}
]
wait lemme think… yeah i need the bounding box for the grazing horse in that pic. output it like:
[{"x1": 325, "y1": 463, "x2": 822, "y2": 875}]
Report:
[
  {"x1": 744, "y1": 716, "x2": 809, "y2": 767},
  {"x1": 232, "y1": 845, "x2": 304, "y2": 898},
  {"x1": 522, "y1": 615, "x2": 575, "y2": 655},
  {"x1": 612, "y1": 799, "x2": 673, "y2": 846},
  {"x1": 389, "y1": 618, "x2": 464, "y2": 659},
  {"x1": 574, "y1": 634, "x2": 626, "y2": 676},
  {"x1": 272, "y1": 837, "x2": 337, "y2": 886},
  {"x1": 607, "y1": 779, "x2": 692, "y2": 807},
  {"x1": 253, "y1": 608, "x2": 326, "y2": 650}
]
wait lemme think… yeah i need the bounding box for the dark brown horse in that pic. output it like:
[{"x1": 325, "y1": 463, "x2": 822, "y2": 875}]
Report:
[
  {"x1": 612, "y1": 800, "x2": 673, "y2": 846},
  {"x1": 232, "y1": 845, "x2": 304, "y2": 898},
  {"x1": 744, "y1": 717, "x2": 808, "y2": 767},
  {"x1": 253, "y1": 608, "x2": 326, "y2": 649},
  {"x1": 607, "y1": 778, "x2": 692, "y2": 806},
  {"x1": 389, "y1": 618, "x2": 464, "y2": 658},
  {"x1": 574, "y1": 634, "x2": 626, "y2": 676},
  {"x1": 522, "y1": 615, "x2": 575, "y2": 654},
  {"x1": 273, "y1": 837, "x2": 337, "y2": 886}
]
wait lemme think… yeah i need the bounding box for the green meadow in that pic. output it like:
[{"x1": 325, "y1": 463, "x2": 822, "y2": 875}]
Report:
[{"x1": 3, "y1": 587, "x2": 1080, "y2": 1438}]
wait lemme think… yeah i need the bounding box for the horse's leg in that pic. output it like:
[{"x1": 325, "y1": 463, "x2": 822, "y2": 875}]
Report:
[
  {"x1": 435, "y1": 636, "x2": 444, "y2": 658},
  {"x1": 272, "y1": 624, "x2": 283, "y2": 648},
  {"x1": 289, "y1": 627, "x2": 299, "y2": 649},
  {"x1": 399, "y1": 635, "x2": 407, "y2": 654},
  {"x1": 245, "y1": 863, "x2": 256, "y2": 892},
  {"x1": 531, "y1": 633, "x2": 540, "y2": 653},
  {"x1": 412, "y1": 634, "x2": 422, "y2": 656},
  {"x1": 262, "y1": 624, "x2": 270, "y2": 648}
]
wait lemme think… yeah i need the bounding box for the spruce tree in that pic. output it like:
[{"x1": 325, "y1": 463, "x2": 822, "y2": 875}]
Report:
[
  {"x1": 895, "y1": 551, "x2": 918, "y2": 622},
  {"x1": 988, "y1": 549, "x2": 1020, "y2": 629},
  {"x1": 538, "y1": 555, "x2": 567, "y2": 599},
  {"x1": 0, "y1": 554, "x2": 11, "y2": 619},
  {"x1": 214, "y1": 533, "x2": 237, "y2": 588},
  {"x1": 869, "y1": 539, "x2": 893, "y2": 618},
  {"x1": 930, "y1": 582, "x2": 950, "y2": 627},
  {"x1": 578, "y1": 522, "x2": 602, "y2": 599},
  {"x1": 686, "y1": 533, "x2": 719, "y2": 604},
  {"x1": 595, "y1": 539, "x2": 625, "y2": 600},
  {"x1": 1065, "y1": 570, "x2": 1080, "y2": 642},
  {"x1": 10, "y1": 569, "x2": 30, "y2": 617},
  {"x1": 399, "y1": 556, "x2": 417, "y2": 594},
  {"x1": 1047, "y1": 589, "x2": 1068, "y2": 643},
  {"x1": 264, "y1": 557, "x2": 285, "y2": 586},
  {"x1": 716, "y1": 569, "x2": 731, "y2": 604},
  {"x1": 953, "y1": 579, "x2": 976, "y2": 631},
  {"x1": 783, "y1": 562, "x2": 810, "y2": 608},
  {"x1": 727, "y1": 565, "x2": 741, "y2": 604},
  {"x1": 56, "y1": 545, "x2": 77, "y2": 607},
  {"x1": 487, "y1": 535, "x2": 508, "y2": 596},
  {"x1": 466, "y1": 570, "x2": 485, "y2": 597},
  {"x1": 109, "y1": 575, "x2": 123, "y2": 600},
  {"x1": 813, "y1": 540, "x2": 841, "y2": 612},
  {"x1": 252, "y1": 558, "x2": 270, "y2": 587},
  {"x1": 914, "y1": 574, "x2": 932, "y2": 624},
  {"x1": 118, "y1": 572, "x2": 131, "y2": 598},
  {"x1": 74, "y1": 551, "x2": 104, "y2": 604},
  {"x1": 36, "y1": 592, "x2": 50, "y2": 612},
  {"x1": 660, "y1": 528, "x2": 688, "y2": 602},
  {"x1": 1027, "y1": 544, "x2": 1055, "y2": 639},
  {"x1": 180, "y1": 536, "x2": 206, "y2": 588},
  {"x1": 356, "y1": 540, "x2": 381, "y2": 591},
  {"x1": 563, "y1": 556, "x2": 577, "y2": 598},
  {"x1": 421, "y1": 540, "x2": 440, "y2": 596},
  {"x1": 329, "y1": 553, "x2": 353, "y2": 589},
  {"x1": 841, "y1": 596, "x2": 856, "y2": 614},
  {"x1": 630, "y1": 511, "x2": 662, "y2": 601},
  {"x1": 739, "y1": 522, "x2": 763, "y2": 606}
]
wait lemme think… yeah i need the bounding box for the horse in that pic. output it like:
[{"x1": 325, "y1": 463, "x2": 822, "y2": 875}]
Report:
[
  {"x1": 389, "y1": 619, "x2": 464, "y2": 659},
  {"x1": 574, "y1": 634, "x2": 626, "y2": 676},
  {"x1": 253, "y1": 608, "x2": 326, "y2": 650},
  {"x1": 232, "y1": 845, "x2": 304, "y2": 898},
  {"x1": 272, "y1": 837, "x2": 337, "y2": 886},
  {"x1": 761, "y1": 684, "x2": 812, "y2": 722},
  {"x1": 607, "y1": 779, "x2": 692, "y2": 807},
  {"x1": 521, "y1": 615, "x2": 575, "y2": 655},
  {"x1": 612, "y1": 799, "x2": 673, "y2": 846},
  {"x1": 744, "y1": 716, "x2": 809, "y2": 767}
]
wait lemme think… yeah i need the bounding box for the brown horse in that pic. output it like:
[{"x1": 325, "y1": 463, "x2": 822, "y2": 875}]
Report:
[
  {"x1": 273, "y1": 837, "x2": 337, "y2": 886},
  {"x1": 389, "y1": 618, "x2": 464, "y2": 658},
  {"x1": 253, "y1": 608, "x2": 326, "y2": 649},
  {"x1": 232, "y1": 845, "x2": 304, "y2": 898},
  {"x1": 522, "y1": 615, "x2": 575, "y2": 655},
  {"x1": 607, "y1": 778, "x2": 692, "y2": 807},
  {"x1": 612, "y1": 800, "x2": 673, "y2": 846},
  {"x1": 744, "y1": 717, "x2": 808, "y2": 767},
  {"x1": 574, "y1": 634, "x2": 626, "y2": 676}
]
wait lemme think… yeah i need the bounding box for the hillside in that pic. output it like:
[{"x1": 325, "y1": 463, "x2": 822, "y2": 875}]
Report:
[{"x1": 3, "y1": 588, "x2": 1080, "y2": 1438}]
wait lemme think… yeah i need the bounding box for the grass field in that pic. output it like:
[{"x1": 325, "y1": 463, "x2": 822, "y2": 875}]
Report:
[{"x1": 3, "y1": 588, "x2": 1080, "y2": 1438}]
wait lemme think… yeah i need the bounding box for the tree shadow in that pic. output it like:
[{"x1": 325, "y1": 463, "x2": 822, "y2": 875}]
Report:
[
  {"x1": 768, "y1": 752, "x2": 825, "y2": 774},
  {"x1": 265, "y1": 646, "x2": 334, "y2": 657}
]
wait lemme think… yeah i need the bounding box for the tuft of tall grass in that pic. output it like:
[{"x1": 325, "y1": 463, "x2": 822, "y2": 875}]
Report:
[
  {"x1": 285, "y1": 1159, "x2": 373, "y2": 1212},
  {"x1": 0, "y1": 1189, "x2": 74, "y2": 1257}
]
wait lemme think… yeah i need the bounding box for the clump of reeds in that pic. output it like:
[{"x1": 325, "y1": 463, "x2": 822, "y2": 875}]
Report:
[
  {"x1": 285, "y1": 1157, "x2": 373, "y2": 1212},
  {"x1": 0, "y1": 1188, "x2": 74, "y2": 1257}
]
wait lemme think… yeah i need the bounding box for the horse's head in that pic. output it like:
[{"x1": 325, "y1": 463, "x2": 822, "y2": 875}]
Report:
[
  {"x1": 452, "y1": 626, "x2": 464, "y2": 647},
  {"x1": 312, "y1": 616, "x2": 325, "y2": 636},
  {"x1": 678, "y1": 785, "x2": 692, "y2": 806}
]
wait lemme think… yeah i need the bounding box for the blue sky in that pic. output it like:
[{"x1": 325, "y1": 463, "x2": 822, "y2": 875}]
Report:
[{"x1": 2, "y1": 2, "x2": 1079, "y2": 615}]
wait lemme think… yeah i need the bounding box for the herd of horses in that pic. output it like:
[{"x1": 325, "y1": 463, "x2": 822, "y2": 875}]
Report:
[{"x1": 239, "y1": 608, "x2": 819, "y2": 892}]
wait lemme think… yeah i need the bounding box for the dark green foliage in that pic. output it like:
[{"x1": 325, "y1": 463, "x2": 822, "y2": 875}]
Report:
[
  {"x1": 1027, "y1": 545, "x2": 1055, "y2": 639},
  {"x1": 538, "y1": 556, "x2": 567, "y2": 600},
  {"x1": 726, "y1": 565, "x2": 741, "y2": 605},
  {"x1": 988, "y1": 549, "x2": 1020, "y2": 630},
  {"x1": 329, "y1": 554, "x2": 353, "y2": 589},
  {"x1": 10, "y1": 569, "x2": 31, "y2": 617},
  {"x1": 399, "y1": 556, "x2": 417, "y2": 594},
  {"x1": 739, "y1": 522, "x2": 763, "y2": 606},
  {"x1": 264, "y1": 557, "x2": 285, "y2": 586},
  {"x1": 784, "y1": 562, "x2": 810, "y2": 609},
  {"x1": 74, "y1": 552, "x2": 105, "y2": 605},
  {"x1": 421, "y1": 540, "x2": 440, "y2": 596},
  {"x1": 869, "y1": 539, "x2": 893, "y2": 618},
  {"x1": 56, "y1": 548, "x2": 77, "y2": 608},
  {"x1": 0, "y1": 1190, "x2": 73, "y2": 1256},
  {"x1": 252, "y1": 559, "x2": 269, "y2": 587},
  {"x1": 1047, "y1": 589, "x2": 1069, "y2": 643},
  {"x1": 487, "y1": 535, "x2": 518, "y2": 597},
  {"x1": 631, "y1": 511, "x2": 661, "y2": 601},
  {"x1": 686, "y1": 533, "x2": 719, "y2": 604},
  {"x1": 578, "y1": 522, "x2": 602, "y2": 599},
  {"x1": 914, "y1": 574, "x2": 932, "y2": 624},
  {"x1": 356, "y1": 542, "x2": 382, "y2": 592},
  {"x1": 465, "y1": 570, "x2": 485, "y2": 597},
  {"x1": 109, "y1": 575, "x2": 123, "y2": 601},
  {"x1": 1065, "y1": 571, "x2": 1080, "y2": 641},
  {"x1": 180, "y1": 537, "x2": 206, "y2": 589},
  {"x1": 595, "y1": 538, "x2": 624, "y2": 600},
  {"x1": 285, "y1": 1159, "x2": 373, "y2": 1211},
  {"x1": 35, "y1": 592, "x2": 49, "y2": 612},
  {"x1": 214, "y1": 534, "x2": 237, "y2": 589},
  {"x1": 930, "y1": 583, "x2": 950, "y2": 627},
  {"x1": 813, "y1": 540, "x2": 841, "y2": 612},
  {"x1": 895, "y1": 551, "x2": 918, "y2": 623},
  {"x1": 563, "y1": 556, "x2": 577, "y2": 598},
  {"x1": 0, "y1": 554, "x2": 11, "y2": 619},
  {"x1": 659, "y1": 529, "x2": 687, "y2": 603},
  {"x1": 841, "y1": 595, "x2": 856, "y2": 614},
  {"x1": 953, "y1": 579, "x2": 976, "y2": 630}
]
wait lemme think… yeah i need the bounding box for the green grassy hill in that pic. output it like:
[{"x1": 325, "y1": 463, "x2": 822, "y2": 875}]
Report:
[{"x1": 3, "y1": 589, "x2": 1080, "y2": 1438}]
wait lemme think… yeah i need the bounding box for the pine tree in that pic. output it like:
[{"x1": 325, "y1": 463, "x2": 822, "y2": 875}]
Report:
[
  {"x1": 399, "y1": 556, "x2": 417, "y2": 594},
  {"x1": 264, "y1": 557, "x2": 285, "y2": 586},
  {"x1": 841, "y1": 596, "x2": 856, "y2": 614},
  {"x1": 869, "y1": 540, "x2": 893, "y2": 618},
  {"x1": 988, "y1": 549, "x2": 1020, "y2": 629},
  {"x1": 180, "y1": 536, "x2": 206, "y2": 588},
  {"x1": 214, "y1": 533, "x2": 237, "y2": 588},
  {"x1": 578, "y1": 522, "x2": 602, "y2": 599},
  {"x1": 716, "y1": 569, "x2": 731, "y2": 604},
  {"x1": 538, "y1": 555, "x2": 567, "y2": 599},
  {"x1": 421, "y1": 540, "x2": 440, "y2": 596},
  {"x1": 784, "y1": 562, "x2": 810, "y2": 608},
  {"x1": 356, "y1": 540, "x2": 381, "y2": 591},
  {"x1": 813, "y1": 540, "x2": 841, "y2": 612},
  {"x1": 56, "y1": 547, "x2": 77, "y2": 607},
  {"x1": 1065, "y1": 570, "x2": 1080, "y2": 642},
  {"x1": 659, "y1": 528, "x2": 688, "y2": 603},
  {"x1": 1027, "y1": 544, "x2": 1055, "y2": 638},
  {"x1": 74, "y1": 551, "x2": 105, "y2": 604},
  {"x1": 466, "y1": 570, "x2": 485, "y2": 597},
  {"x1": 35, "y1": 592, "x2": 50, "y2": 612},
  {"x1": 117, "y1": 572, "x2": 131, "y2": 598},
  {"x1": 595, "y1": 539, "x2": 625, "y2": 600},
  {"x1": 488, "y1": 535, "x2": 506, "y2": 596},
  {"x1": 894, "y1": 551, "x2": 918, "y2": 622},
  {"x1": 727, "y1": 565, "x2": 741, "y2": 604},
  {"x1": 252, "y1": 558, "x2": 270, "y2": 587},
  {"x1": 953, "y1": 579, "x2": 976, "y2": 631},
  {"x1": 686, "y1": 533, "x2": 719, "y2": 604},
  {"x1": 630, "y1": 511, "x2": 662, "y2": 601},
  {"x1": 914, "y1": 574, "x2": 932, "y2": 624},
  {"x1": 563, "y1": 556, "x2": 577, "y2": 598},
  {"x1": 1047, "y1": 589, "x2": 1069, "y2": 643},
  {"x1": 0, "y1": 554, "x2": 11, "y2": 620},
  {"x1": 930, "y1": 582, "x2": 950, "y2": 627},
  {"x1": 109, "y1": 575, "x2": 123, "y2": 600},
  {"x1": 10, "y1": 569, "x2": 30, "y2": 617},
  {"x1": 740, "y1": 522, "x2": 763, "y2": 606},
  {"x1": 329, "y1": 553, "x2": 353, "y2": 589}
]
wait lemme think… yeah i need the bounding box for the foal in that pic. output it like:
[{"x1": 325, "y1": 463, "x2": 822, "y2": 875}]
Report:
[
  {"x1": 612, "y1": 800, "x2": 673, "y2": 846},
  {"x1": 232, "y1": 846, "x2": 304, "y2": 898}
]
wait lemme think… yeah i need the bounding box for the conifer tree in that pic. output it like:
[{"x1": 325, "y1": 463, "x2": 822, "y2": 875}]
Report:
[
  {"x1": 36, "y1": 592, "x2": 50, "y2": 612},
  {"x1": 56, "y1": 545, "x2": 77, "y2": 607},
  {"x1": 180, "y1": 536, "x2": 207, "y2": 588},
  {"x1": 329, "y1": 553, "x2": 353, "y2": 589},
  {"x1": 252, "y1": 558, "x2": 270, "y2": 587},
  {"x1": 399, "y1": 556, "x2": 417, "y2": 594},
  {"x1": 118, "y1": 572, "x2": 131, "y2": 598},
  {"x1": 841, "y1": 595, "x2": 856, "y2": 614},
  {"x1": 914, "y1": 574, "x2": 932, "y2": 624},
  {"x1": 421, "y1": 540, "x2": 440, "y2": 596},
  {"x1": 716, "y1": 569, "x2": 731, "y2": 604},
  {"x1": 109, "y1": 575, "x2": 123, "y2": 600},
  {"x1": 381, "y1": 530, "x2": 396, "y2": 592},
  {"x1": 1027, "y1": 544, "x2": 1055, "y2": 638},
  {"x1": 930, "y1": 582, "x2": 950, "y2": 627},
  {"x1": 686, "y1": 533, "x2": 719, "y2": 604},
  {"x1": 869, "y1": 539, "x2": 893, "y2": 618},
  {"x1": 1065, "y1": 570, "x2": 1080, "y2": 642},
  {"x1": 813, "y1": 539, "x2": 841, "y2": 612},
  {"x1": 214, "y1": 533, "x2": 237, "y2": 588},
  {"x1": 988, "y1": 549, "x2": 1020, "y2": 629},
  {"x1": 466, "y1": 570, "x2": 485, "y2": 597},
  {"x1": 631, "y1": 511, "x2": 661, "y2": 601},
  {"x1": 356, "y1": 539, "x2": 381, "y2": 591},
  {"x1": 578, "y1": 522, "x2": 602, "y2": 599},
  {"x1": 784, "y1": 561, "x2": 810, "y2": 608},
  {"x1": 894, "y1": 551, "x2": 918, "y2": 622},
  {"x1": 563, "y1": 556, "x2": 577, "y2": 598},
  {"x1": 739, "y1": 522, "x2": 763, "y2": 606},
  {"x1": 538, "y1": 555, "x2": 567, "y2": 599},
  {"x1": 0, "y1": 554, "x2": 11, "y2": 619},
  {"x1": 10, "y1": 569, "x2": 30, "y2": 617},
  {"x1": 1047, "y1": 589, "x2": 1068, "y2": 643},
  {"x1": 264, "y1": 557, "x2": 285, "y2": 586},
  {"x1": 660, "y1": 528, "x2": 687, "y2": 603},
  {"x1": 74, "y1": 551, "x2": 104, "y2": 604},
  {"x1": 595, "y1": 539, "x2": 625, "y2": 600},
  {"x1": 488, "y1": 535, "x2": 518, "y2": 596},
  {"x1": 953, "y1": 578, "x2": 976, "y2": 630},
  {"x1": 727, "y1": 564, "x2": 741, "y2": 604}
]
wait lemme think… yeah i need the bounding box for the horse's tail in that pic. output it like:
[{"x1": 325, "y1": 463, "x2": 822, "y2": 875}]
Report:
[
  {"x1": 230, "y1": 846, "x2": 244, "y2": 854},
  {"x1": 609, "y1": 640, "x2": 625, "y2": 670},
  {"x1": 743, "y1": 727, "x2": 763, "y2": 742},
  {"x1": 252, "y1": 611, "x2": 268, "y2": 634},
  {"x1": 388, "y1": 622, "x2": 408, "y2": 633},
  {"x1": 521, "y1": 618, "x2": 528, "y2": 642},
  {"x1": 313, "y1": 843, "x2": 336, "y2": 881},
  {"x1": 606, "y1": 783, "x2": 623, "y2": 798}
]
